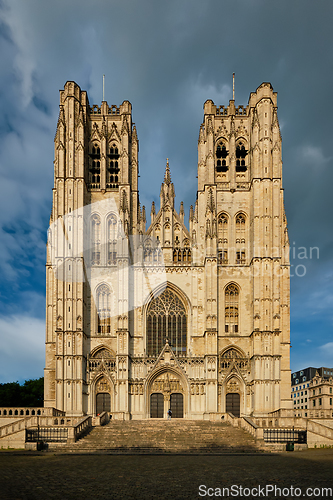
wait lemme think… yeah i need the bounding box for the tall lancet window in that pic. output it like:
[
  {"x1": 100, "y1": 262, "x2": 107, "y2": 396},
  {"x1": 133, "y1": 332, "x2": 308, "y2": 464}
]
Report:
[
  {"x1": 107, "y1": 143, "x2": 120, "y2": 189},
  {"x1": 235, "y1": 213, "x2": 246, "y2": 234},
  {"x1": 89, "y1": 144, "x2": 101, "y2": 188},
  {"x1": 216, "y1": 140, "x2": 229, "y2": 172},
  {"x1": 217, "y1": 213, "x2": 228, "y2": 264},
  {"x1": 107, "y1": 214, "x2": 117, "y2": 265},
  {"x1": 91, "y1": 214, "x2": 101, "y2": 265},
  {"x1": 236, "y1": 141, "x2": 248, "y2": 172},
  {"x1": 97, "y1": 284, "x2": 111, "y2": 334},
  {"x1": 225, "y1": 284, "x2": 239, "y2": 333},
  {"x1": 147, "y1": 288, "x2": 187, "y2": 356}
]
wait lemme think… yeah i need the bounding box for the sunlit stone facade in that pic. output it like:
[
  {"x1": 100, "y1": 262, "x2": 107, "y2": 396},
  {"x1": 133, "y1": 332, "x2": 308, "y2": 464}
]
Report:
[{"x1": 44, "y1": 81, "x2": 292, "y2": 418}]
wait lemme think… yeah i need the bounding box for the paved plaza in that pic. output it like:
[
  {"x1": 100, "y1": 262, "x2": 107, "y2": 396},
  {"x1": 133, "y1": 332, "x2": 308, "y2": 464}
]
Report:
[{"x1": 0, "y1": 449, "x2": 333, "y2": 499}]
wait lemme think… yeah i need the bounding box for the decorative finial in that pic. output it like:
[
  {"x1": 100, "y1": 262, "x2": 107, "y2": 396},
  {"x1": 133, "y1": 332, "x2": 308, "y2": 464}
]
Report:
[{"x1": 233, "y1": 73, "x2": 235, "y2": 101}]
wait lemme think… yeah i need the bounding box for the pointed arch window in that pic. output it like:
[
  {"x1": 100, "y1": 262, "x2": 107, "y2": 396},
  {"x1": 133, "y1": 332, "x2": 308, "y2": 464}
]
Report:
[
  {"x1": 217, "y1": 213, "x2": 228, "y2": 264},
  {"x1": 220, "y1": 348, "x2": 248, "y2": 370},
  {"x1": 235, "y1": 213, "x2": 246, "y2": 233},
  {"x1": 107, "y1": 143, "x2": 120, "y2": 189},
  {"x1": 216, "y1": 141, "x2": 229, "y2": 172},
  {"x1": 236, "y1": 141, "x2": 248, "y2": 172},
  {"x1": 107, "y1": 215, "x2": 117, "y2": 265},
  {"x1": 91, "y1": 214, "x2": 101, "y2": 265},
  {"x1": 89, "y1": 348, "x2": 116, "y2": 371},
  {"x1": 97, "y1": 284, "x2": 112, "y2": 334},
  {"x1": 147, "y1": 288, "x2": 187, "y2": 356},
  {"x1": 89, "y1": 143, "x2": 101, "y2": 188},
  {"x1": 225, "y1": 284, "x2": 239, "y2": 333}
]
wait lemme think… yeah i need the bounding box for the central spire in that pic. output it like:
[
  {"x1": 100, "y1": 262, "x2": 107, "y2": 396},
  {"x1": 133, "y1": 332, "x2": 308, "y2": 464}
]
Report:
[
  {"x1": 160, "y1": 158, "x2": 175, "y2": 209},
  {"x1": 164, "y1": 158, "x2": 171, "y2": 185}
]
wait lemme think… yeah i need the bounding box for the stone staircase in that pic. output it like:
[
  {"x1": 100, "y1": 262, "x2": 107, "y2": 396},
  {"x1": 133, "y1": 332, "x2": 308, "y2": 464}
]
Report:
[{"x1": 51, "y1": 419, "x2": 265, "y2": 454}]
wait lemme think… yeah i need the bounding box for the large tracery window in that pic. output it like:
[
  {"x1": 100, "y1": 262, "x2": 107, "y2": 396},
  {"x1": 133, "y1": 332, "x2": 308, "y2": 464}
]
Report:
[
  {"x1": 147, "y1": 288, "x2": 187, "y2": 356},
  {"x1": 225, "y1": 284, "x2": 239, "y2": 333},
  {"x1": 97, "y1": 284, "x2": 112, "y2": 334}
]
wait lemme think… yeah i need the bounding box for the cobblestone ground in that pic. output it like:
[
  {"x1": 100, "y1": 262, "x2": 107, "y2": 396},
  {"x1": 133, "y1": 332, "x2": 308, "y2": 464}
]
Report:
[{"x1": 0, "y1": 449, "x2": 332, "y2": 500}]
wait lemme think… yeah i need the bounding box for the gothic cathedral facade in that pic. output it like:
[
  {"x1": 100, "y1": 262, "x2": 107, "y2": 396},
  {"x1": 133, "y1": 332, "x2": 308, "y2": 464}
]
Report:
[{"x1": 44, "y1": 81, "x2": 292, "y2": 419}]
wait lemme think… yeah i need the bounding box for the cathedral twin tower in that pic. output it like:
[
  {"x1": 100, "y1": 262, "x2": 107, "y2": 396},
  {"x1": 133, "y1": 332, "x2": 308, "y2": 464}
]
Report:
[{"x1": 44, "y1": 81, "x2": 292, "y2": 419}]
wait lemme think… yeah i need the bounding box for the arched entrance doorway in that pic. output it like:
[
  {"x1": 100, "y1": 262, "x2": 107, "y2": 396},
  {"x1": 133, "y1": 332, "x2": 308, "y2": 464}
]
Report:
[
  {"x1": 150, "y1": 393, "x2": 164, "y2": 418},
  {"x1": 226, "y1": 393, "x2": 240, "y2": 417},
  {"x1": 96, "y1": 393, "x2": 111, "y2": 414},
  {"x1": 170, "y1": 393, "x2": 183, "y2": 418},
  {"x1": 94, "y1": 375, "x2": 113, "y2": 415}
]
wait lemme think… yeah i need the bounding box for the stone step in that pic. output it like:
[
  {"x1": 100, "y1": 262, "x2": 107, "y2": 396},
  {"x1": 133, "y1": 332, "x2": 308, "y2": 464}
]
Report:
[{"x1": 49, "y1": 420, "x2": 265, "y2": 454}]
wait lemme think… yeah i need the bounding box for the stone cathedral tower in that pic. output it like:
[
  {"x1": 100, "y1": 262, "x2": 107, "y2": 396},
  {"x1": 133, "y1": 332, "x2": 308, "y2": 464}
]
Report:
[{"x1": 44, "y1": 81, "x2": 292, "y2": 419}]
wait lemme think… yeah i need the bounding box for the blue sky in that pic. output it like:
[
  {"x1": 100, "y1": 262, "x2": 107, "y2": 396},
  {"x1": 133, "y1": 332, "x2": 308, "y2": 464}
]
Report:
[{"x1": 0, "y1": 0, "x2": 332, "y2": 382}]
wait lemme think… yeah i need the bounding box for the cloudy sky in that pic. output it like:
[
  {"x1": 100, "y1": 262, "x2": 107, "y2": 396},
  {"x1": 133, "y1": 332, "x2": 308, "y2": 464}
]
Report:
[{"x1": 0, "y1": 0, "x2": 332, "y2": 383}]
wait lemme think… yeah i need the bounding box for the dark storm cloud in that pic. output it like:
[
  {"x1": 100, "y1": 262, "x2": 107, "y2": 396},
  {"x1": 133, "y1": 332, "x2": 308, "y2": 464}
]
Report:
[{"x1": 0, "y1": 0, "x2": 332, "y2": 379}]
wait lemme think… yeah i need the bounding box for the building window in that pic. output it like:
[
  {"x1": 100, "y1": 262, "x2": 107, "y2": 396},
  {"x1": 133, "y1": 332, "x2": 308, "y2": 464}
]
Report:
[
  {"x1": 313, "y1": 400, "x2": 316, "y2": 407},
  {"x1": 218, "y1": 250, "x2": 228, "y2": 265},
  {"x1": 330, "y1": 388, "x2": 332, "y2": 394},
  {"x1": 235, "y1": 213, "x2": 246, "y2": 234},
  {"x1": 218, "y1": 213, "x2": 228, "y2": 264},
  {"x1": 107, "y1": 143, "x2": 120, "y2": 188},
  {"x1": 313, "y1": 390, "x2": 315, "y2": 396},
  {"x1": 107, "y1": 215, "x2": 117, "y2": 265},
  {"x1": 235, "y1": 141, "x2": 248, "y2": 172},
  {"x1": 218, "y1": 213, "x2": 228, "y2": 242},
  {"x1": 89, "y1": 144, "x2": 101, "y2": 188},
  {"x1": 220, "y1": 348, "x2": 248, "y2": 370},
  {"x1": 225, "y1": 283, "x2": 239, "y2": 333},
  {"x1": 173, "y1": 247, "x2": 191, "y2": 264},
  {"x1": 236, "y1": 250, "x2": 245, "y2": 264},
  {"x1": 216, "y1": 141, "x2": 229, "y2": 172},
  {"x1": 330, "y1": 398, "x2": 332, "y2": 406},
  {"x1": 91, "y1": 214, "x2": 101, "y2": 265},
  {"x1": 147, "y1": 288, "x2": 187, "y2": 356},
  {"x1": 97, "y1": 284, "x2": 112, "y2": 334},
  {"x1": 319, "y1": 398, "x2": 322, "y2": 406}
]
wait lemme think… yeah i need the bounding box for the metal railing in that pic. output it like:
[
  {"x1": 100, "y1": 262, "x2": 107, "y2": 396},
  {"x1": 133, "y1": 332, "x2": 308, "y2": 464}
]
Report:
[
  {"x1": 26, "y1": 427, "x2": 68, "y2": 443},
  {"x1": 264, "y1": 428, "x2": 307, "y2": 444}
]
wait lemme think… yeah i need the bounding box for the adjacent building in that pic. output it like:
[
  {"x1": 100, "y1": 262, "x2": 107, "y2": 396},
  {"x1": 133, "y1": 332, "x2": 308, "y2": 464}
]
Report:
[{"x1": 291, "y1": 367, "x2": 333, "y2": 417}]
